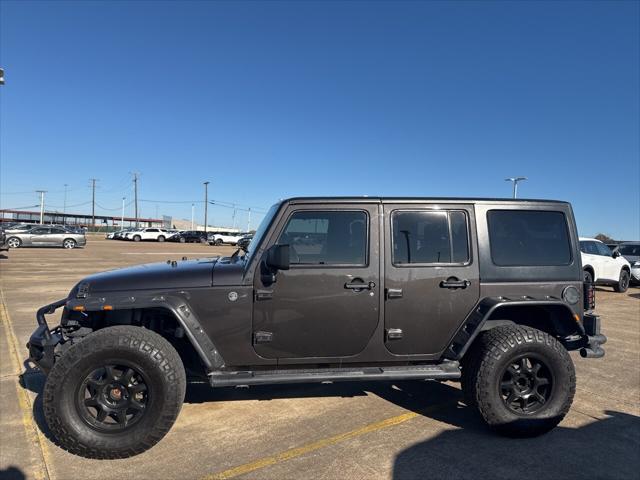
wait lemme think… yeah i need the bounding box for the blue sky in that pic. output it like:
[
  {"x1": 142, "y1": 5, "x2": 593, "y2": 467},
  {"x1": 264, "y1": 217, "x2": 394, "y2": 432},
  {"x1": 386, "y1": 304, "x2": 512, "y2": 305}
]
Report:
[{"x1": 1, "y1": 0, "x2": 638, "y2": 237}]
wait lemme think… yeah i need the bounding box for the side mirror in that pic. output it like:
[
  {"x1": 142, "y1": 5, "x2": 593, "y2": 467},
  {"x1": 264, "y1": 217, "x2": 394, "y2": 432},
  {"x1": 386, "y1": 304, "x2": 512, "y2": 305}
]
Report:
[
  {"x1": 266, "y1": 244, "x2": 290, "y2": 271},
  {"x1": 612, "y1": 250, "x2": 621, "y2": 258}
]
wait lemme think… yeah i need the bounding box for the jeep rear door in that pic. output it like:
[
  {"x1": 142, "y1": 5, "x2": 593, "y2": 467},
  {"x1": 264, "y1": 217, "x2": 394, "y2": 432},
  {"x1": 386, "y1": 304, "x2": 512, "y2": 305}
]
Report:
[
  {"x1": 252, "y1": 203, "x2": 380, "y2": 359},
  {"x1": 383, "y1": 203, "x2": 480, "y2": 355}
]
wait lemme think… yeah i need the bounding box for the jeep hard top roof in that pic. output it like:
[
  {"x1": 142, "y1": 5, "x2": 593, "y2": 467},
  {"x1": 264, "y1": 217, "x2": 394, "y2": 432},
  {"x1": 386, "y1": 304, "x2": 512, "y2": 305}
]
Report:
[{"x1": 284, "y1": 196, "x2": 570, "y2": 205}]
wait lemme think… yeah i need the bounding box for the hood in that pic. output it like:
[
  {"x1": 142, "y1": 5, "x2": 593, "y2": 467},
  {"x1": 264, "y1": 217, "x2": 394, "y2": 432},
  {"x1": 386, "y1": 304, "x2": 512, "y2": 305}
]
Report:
[{"x1": 74, "y1": 256, "x2": 248, "y2": 296}]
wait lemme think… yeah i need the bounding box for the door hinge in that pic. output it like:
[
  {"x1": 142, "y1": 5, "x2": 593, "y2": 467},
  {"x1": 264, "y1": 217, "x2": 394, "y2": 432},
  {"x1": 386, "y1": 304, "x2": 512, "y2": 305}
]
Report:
[
  {"x1": 255, "y1": 290, "x2": 273, "y2": 301},
  {"x1": 253, "y1": 331, "x2": 273, "y2": 344},
  {"x1": 386, "y1": 328, "x2": 403, "y2": 340}
]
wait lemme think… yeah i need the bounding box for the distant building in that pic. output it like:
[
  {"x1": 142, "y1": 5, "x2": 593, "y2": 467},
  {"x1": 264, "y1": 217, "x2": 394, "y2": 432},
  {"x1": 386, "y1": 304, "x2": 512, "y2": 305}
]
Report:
[{"x1": 0, "y1": 209, "x2": 167, "y2": 228}]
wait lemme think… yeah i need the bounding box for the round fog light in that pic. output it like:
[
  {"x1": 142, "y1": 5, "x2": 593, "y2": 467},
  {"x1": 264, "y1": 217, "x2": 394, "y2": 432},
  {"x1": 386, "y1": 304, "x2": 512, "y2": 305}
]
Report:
[{"x1": 562, "y1": 286, "x2": 580, "y2": 305}]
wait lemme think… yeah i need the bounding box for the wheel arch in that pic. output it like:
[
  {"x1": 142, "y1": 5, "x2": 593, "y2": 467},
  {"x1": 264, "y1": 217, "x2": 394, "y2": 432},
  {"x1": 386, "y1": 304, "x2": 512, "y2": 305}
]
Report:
[
  {"x1": 65, "y1": 296, "x2": 224, "y2": 375},
  {"x1": 583, "y1": 264, "x2": 595, "y2": 280},
  {"x1": 446, "y1": 297, "x2": 584, "y2": 361}
]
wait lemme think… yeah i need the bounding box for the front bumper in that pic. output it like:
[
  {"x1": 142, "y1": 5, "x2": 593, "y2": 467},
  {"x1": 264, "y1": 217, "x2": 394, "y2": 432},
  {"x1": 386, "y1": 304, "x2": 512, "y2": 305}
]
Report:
[
  {"x1": 631, "y1": 266, "x2": 640, "y2": 283},
  {"x1": 580, "y1": 313, "x2": 607, "y2": 358},
  {"x1": 27, "y1": 299, "x2": 66, "y2": 374}
]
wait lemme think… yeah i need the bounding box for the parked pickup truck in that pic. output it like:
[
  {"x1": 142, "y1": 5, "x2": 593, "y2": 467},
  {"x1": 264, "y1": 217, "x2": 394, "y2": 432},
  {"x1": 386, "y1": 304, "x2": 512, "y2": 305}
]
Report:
[{"x1": 28, "y1": 197, "x2": 605, "y2": 459}]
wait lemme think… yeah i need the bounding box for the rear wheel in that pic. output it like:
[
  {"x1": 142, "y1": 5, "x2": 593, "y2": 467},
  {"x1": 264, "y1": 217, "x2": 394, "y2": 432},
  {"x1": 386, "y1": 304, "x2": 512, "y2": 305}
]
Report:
[
  {"x1": 157, "y1": 235, "x2": 165, "y2": 242},
  {"x1": 614, "y1": 269, "x2": 630, "y2": 293},
  {"x1": 7, "y1": 237, "x2": 21, "y2": 248},
  {"x1": 62, "y1": 238, "x2": 77, "y2": 249},
  {"x1": 43, "y1": 326, "x2": 186, "y2": 459},
  {"x1": 462, "y1": 325, "x2": 575, "y2": 437},
  {"x1": 179, "y1": 237, "x2": 186, "y2": 243},
  {"x1": 215, "y1": 239, "x2": 223, "y2": 246}
]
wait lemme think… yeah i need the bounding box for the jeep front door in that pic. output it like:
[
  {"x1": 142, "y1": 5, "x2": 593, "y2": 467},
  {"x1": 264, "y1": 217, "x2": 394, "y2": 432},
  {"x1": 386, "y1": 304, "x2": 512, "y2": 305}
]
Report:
[
  {"x1": 383, "y1": 204, "x2": 480, "y2": 355},
  {"x1": 253, "y1": 205, "x2": 380, "y2": 359}
]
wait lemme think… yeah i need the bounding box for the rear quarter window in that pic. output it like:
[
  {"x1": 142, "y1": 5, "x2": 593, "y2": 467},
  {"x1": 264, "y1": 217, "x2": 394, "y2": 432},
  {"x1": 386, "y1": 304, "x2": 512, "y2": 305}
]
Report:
[{"x1": 487, "y1": 210, "x2": 572, "y2": 266}]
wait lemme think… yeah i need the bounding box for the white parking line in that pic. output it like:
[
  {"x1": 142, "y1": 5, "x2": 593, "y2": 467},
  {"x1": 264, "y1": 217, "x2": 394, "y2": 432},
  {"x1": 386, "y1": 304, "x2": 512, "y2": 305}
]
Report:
[{"x1": 120, "y1": 252, "x2": 221, "y2": 255}]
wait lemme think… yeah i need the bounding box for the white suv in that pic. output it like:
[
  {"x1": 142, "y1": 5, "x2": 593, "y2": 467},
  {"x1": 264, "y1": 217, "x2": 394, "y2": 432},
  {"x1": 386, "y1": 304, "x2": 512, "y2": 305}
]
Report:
[
  {"x1": 580, "y1": 237, "x2": 631, "y2": 292},
  {"x1": 208, "y1": 232, "x2": 244, "y2": 246},
  {"x1": 124, "y1": 228, "x2": 173, "y2": 242}
]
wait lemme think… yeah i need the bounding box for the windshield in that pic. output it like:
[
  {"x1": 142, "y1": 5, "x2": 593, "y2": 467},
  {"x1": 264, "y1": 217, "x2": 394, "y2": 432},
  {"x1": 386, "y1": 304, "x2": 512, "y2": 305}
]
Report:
[
  {"x1": 244, "y1": 203, "x2": 281, "y2": 264},
  {"x1": 619, "y1": 244, "x2": 640, "y2": 256}
]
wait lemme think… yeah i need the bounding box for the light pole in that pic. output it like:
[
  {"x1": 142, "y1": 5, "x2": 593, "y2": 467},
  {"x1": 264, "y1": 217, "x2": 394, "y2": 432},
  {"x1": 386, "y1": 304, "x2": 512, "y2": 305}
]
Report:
[
  {"x1": 203, "y1": 181, "x2": 210, "y2": 233},
  {"x1": 191, "y1": 203, "x2": 195, "y2": 230},
  {"x1": 247, "y1": 207, "x2": 251, "y2": 232},
  {"x1": 36, "y1": 190, "x2": 46, "y2": 224},
  {"x1": 121, "y1": 197, "x2": 126, "y2": 226},
  {"x1": 505, "y1": 177, "x2": 527, "y2": 198},
  {"x1": 63, "y1": 184, "x2": 68, "y2": 224}
]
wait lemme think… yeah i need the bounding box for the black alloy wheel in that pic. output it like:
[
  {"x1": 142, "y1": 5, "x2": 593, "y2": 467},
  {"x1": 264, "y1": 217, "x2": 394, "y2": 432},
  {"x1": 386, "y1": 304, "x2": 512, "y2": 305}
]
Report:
[
  {"x1": 499, "y1": 355, "x2": 553, "y2": 415},
  {"x1": 76, "y1": 364, "x2": 149, "y2": 432}
]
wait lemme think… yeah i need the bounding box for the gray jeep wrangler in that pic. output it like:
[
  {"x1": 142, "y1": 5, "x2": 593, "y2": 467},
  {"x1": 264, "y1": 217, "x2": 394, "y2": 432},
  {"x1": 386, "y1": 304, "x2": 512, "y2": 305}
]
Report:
[{"x1": 28, "y1": 197, "x2": 605, "y2": 459}]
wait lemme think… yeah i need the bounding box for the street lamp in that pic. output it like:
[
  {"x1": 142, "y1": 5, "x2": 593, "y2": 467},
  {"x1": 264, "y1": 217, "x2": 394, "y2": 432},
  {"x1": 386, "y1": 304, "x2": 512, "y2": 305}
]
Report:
[
  {"x1": 203, "y1": 181, "x2": 210, "y2": 233},
  {"x1": 505, "y1": 177, "x2": 527, "y2": 198}
]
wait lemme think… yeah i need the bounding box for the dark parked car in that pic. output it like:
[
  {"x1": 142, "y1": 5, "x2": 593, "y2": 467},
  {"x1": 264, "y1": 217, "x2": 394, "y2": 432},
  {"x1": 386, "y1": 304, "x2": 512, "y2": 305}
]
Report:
[
  {"x1": 29, "y1": 197, "x2": 605, "y2": 459},
  {"x1": 168, "y1": 230, "x2": 208, "y2": 243}
]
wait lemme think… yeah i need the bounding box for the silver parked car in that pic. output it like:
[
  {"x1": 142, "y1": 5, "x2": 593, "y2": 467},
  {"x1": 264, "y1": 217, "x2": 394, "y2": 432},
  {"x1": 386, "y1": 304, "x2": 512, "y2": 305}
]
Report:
[{"x1": 5, "y1": 226, "x2": 86, "y2": 249}]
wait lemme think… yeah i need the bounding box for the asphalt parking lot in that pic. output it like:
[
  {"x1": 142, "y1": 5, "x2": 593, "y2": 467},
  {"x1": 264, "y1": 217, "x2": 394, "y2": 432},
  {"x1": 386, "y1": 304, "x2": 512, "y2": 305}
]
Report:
[{"x1": 1, "y1": 236, "x2": 639, "y2": 480}]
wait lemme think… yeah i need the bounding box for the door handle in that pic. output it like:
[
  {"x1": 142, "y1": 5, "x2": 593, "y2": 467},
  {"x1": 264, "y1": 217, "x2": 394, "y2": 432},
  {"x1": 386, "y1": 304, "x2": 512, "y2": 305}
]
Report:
[
  {"x1": 440, "y1": 277, "x2": 471, "y2": 289},
  {"x1": 344, "y1": 281, "x2": 376, "y2": 291}
]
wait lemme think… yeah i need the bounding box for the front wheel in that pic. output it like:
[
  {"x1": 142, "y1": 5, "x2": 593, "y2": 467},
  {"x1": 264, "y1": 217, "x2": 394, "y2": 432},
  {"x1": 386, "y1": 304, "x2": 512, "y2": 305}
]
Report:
[
  {"x1": 583, "y1": 270, "x2": 593, "y2": 283},
  {"x1": 462, "y1": 325, "x2": 575, "y2": 437},
  {"x1": 43, "y1": 326, "x2": 186, "y2": 459},
  {"x1": 133, "y1": 235, "x2": 141, "y2": 242},
  {"x1": 62, "y1": 239, "x2": 77, "y2": 249},
  {"x1": 215, "y1": 239, "x2": 223, "y2": 246},
  {"x1": 7, "y1": 237, "x2": 21, "y2": 248},
  {"x1": 614, "y1": 269, "x2": 630, "y2": 293}
]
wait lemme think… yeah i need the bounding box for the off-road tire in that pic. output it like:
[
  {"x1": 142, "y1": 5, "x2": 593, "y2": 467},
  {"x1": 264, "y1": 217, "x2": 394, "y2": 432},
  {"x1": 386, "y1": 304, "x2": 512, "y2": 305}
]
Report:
[
  {"x1": 613, "y1": 269, "x2": 630, "y2": 293},
  {"x1": 43, "y1": 326, "x2": 186, "y2": 459},
  {"x1": 583, "y1": 270, "x2": 593, "y2": 283},
  {"x1": 463, "y1": 325, "x2": 575, "y2": 437}
]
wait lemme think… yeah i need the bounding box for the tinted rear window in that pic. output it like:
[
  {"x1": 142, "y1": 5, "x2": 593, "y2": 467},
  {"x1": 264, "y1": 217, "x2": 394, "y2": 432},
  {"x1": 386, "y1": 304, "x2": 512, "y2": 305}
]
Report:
[{"x1": 487, "y1": 210, "x2": 571, "y2": 266}]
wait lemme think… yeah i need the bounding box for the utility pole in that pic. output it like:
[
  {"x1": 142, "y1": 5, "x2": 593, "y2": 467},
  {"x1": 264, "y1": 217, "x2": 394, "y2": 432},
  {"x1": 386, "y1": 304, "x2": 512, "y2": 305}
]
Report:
[
  {"x1": 232, "y1": 204, "x2": 237, "y2": 229},
  {"x1": 63, "y1": 184, "x2": 68, "y2": 224},
  {"x1": 36, "y1": 190, "x2": 46, "y2": 224},
  {"x1": 121, "y1": 197, "x2": 126, "y2": 226},
  {"x1": 247, "y1": 208, "x2": 251, "y2": 232},
  {"x1": 90, "y1": 178, "x2": 98, "y2": 228},
  {"x1": 505, "y1": 177, "x2": 527, "y2": 198},
  {"x1": 203, "y1": 181, "x2": 210, "y2": 233},
  {"x1": 132, "y1": 172, "x2": 139, "y2": 228},
  {"x1": 191, "y1": 203, "x2": 195, "y2": 230}
]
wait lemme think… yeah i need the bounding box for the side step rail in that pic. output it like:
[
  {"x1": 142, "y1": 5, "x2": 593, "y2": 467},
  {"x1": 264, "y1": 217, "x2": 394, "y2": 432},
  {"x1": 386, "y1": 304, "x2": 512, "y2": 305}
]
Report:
[{"x1": 208, "y1": 362, "x2": 460, "y2": 387}]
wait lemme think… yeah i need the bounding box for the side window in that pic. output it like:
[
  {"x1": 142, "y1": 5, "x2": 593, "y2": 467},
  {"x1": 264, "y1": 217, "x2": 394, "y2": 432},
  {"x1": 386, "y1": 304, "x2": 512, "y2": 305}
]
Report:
[
  {"x1": 147, "y1": 228, "x2": 158, "y2": 233},
  {"x1": 391, "y1": 210, "x2": 470, "y2": 265},
  {"x1": 580, "y1": 241, "x2": 598, "y2": 255},
  {"x1": 31, "y1": 228, "x2": 49, "y2": 235},
  {"x1": 595, "y1": 242, "x2": 612, "y2": 257},
  {"x1": 50, "y1": 228, "x2": 66, "y2": 234},
  {"x1": 278, "y1": 210, "x2": 367, "y2": 266},
  {"x1": 487, "y1": 210, "x2": 571, "y2": 266}
]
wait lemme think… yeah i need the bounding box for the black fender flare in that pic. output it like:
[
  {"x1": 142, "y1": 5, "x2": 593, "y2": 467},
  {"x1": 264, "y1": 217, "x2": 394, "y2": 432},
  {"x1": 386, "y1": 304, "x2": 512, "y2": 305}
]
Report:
[
  {"x1": 444, "y1": 296, "x2": 584, "y2": 361},
  {"x1": 67, "y1": 293, "x2": 224, "y2": 371}
]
